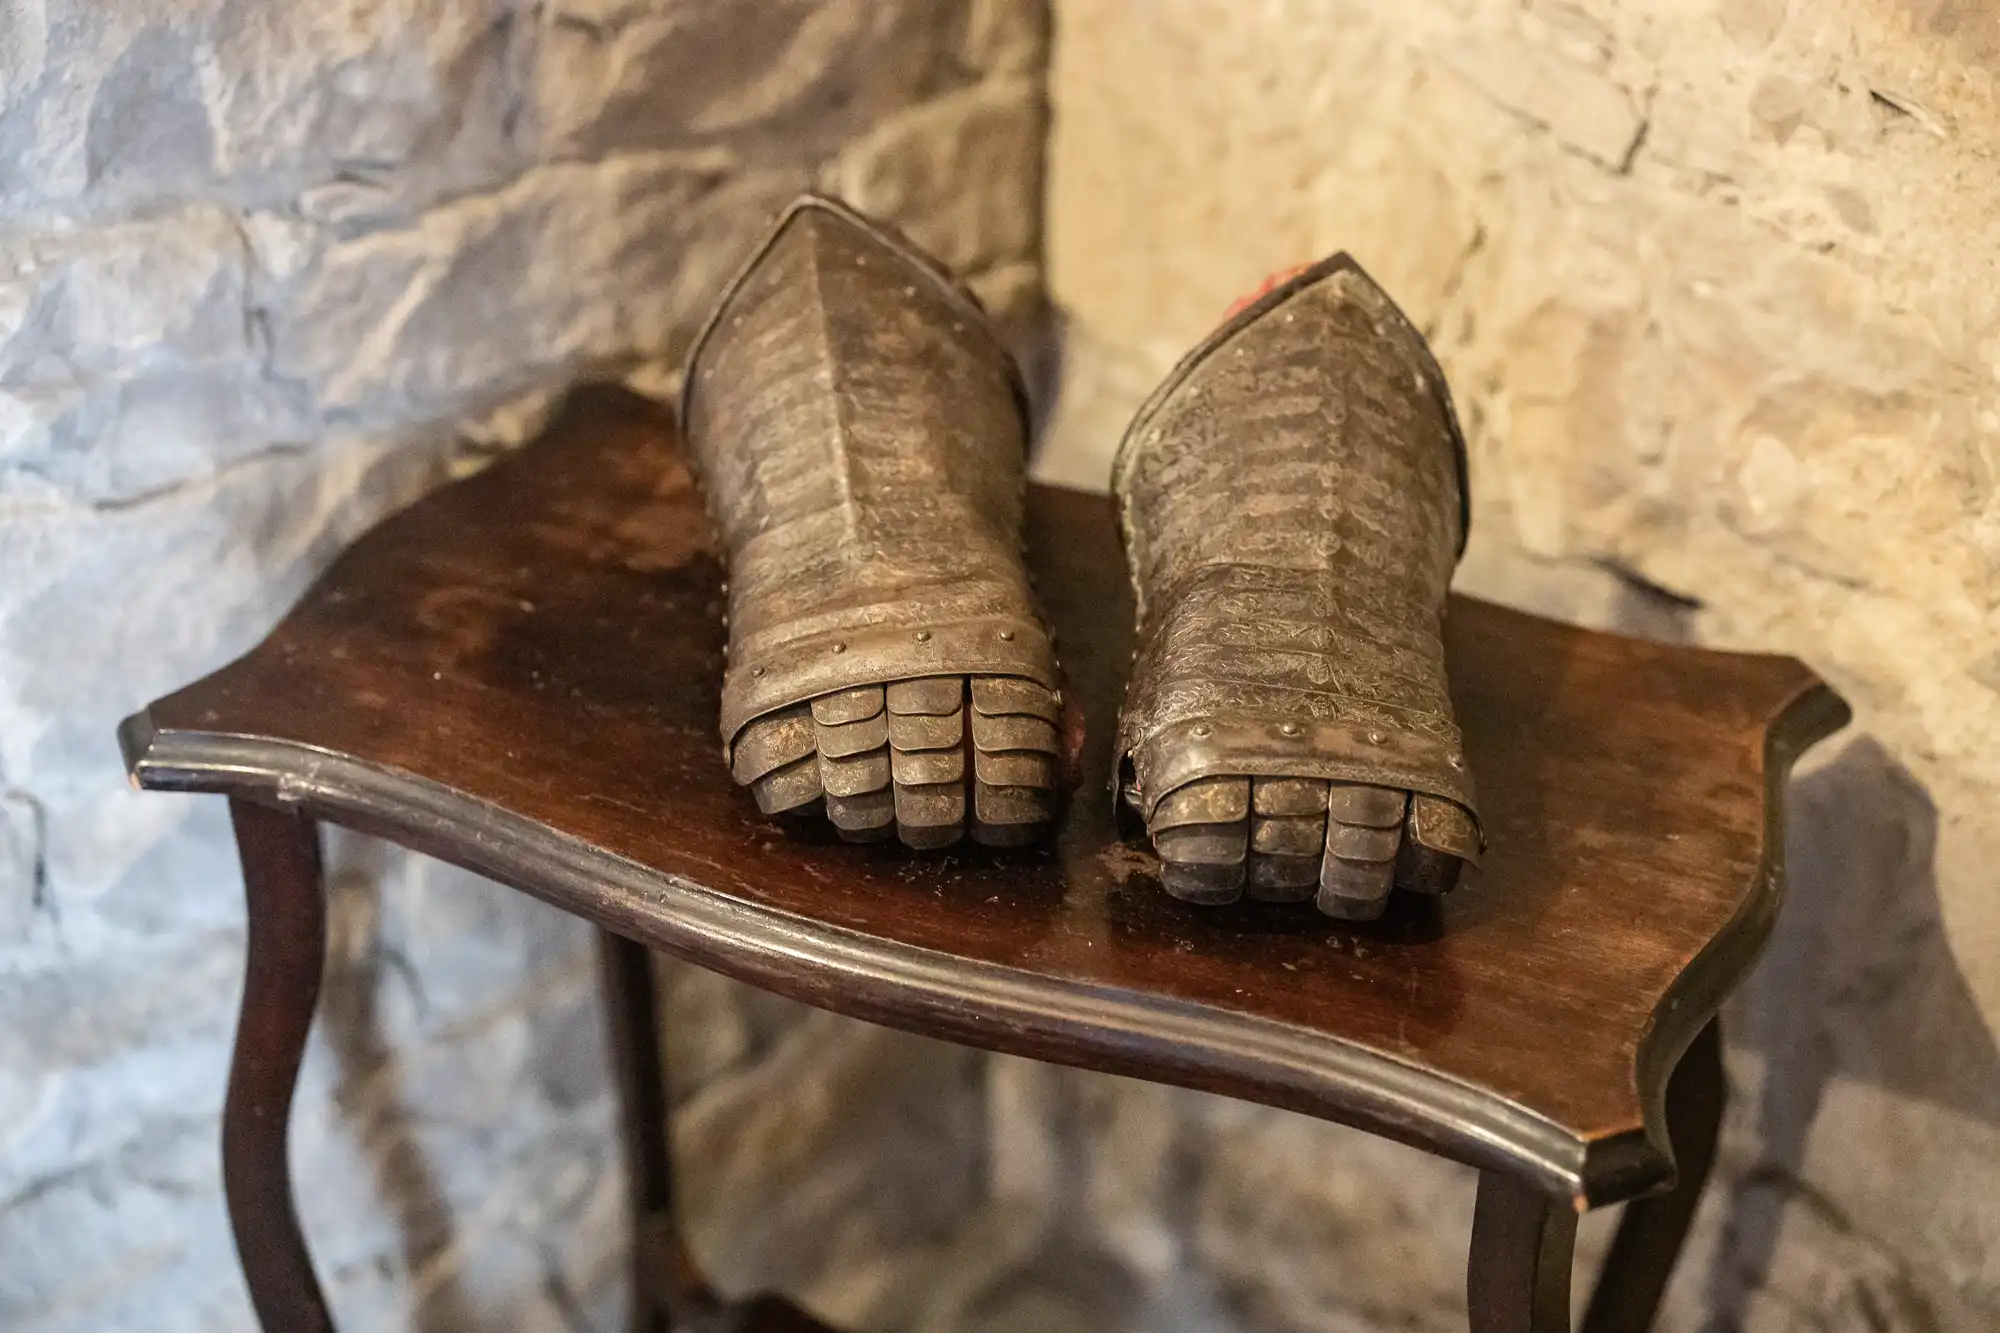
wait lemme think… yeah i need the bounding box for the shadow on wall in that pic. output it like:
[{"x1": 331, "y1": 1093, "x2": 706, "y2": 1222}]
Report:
[
  {"x1": 305, "y1": 832, "x2": 620, "y2": 1333},
  {"x1": 318, "y1": 835, "x2": 480, "y2": 1333},
  {"x1": 1711, "y1": 735, "x2": 2000, "y2": 1328}
]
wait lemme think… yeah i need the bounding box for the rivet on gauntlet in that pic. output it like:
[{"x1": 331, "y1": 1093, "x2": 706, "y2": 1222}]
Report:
[
  {"x1": 1113, "y1": 255, "x2": 1484, "y2": 918},
  {"x1": 685, "y1": 195, "x2": 1062, "y2": 849}
]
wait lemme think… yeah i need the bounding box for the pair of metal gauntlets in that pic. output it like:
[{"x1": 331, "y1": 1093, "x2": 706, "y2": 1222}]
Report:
[
  {"x1": 682, "y1": 197, "x2": 1063, "y2": 850},
  {"x1": 1113, "y1": 255, "x2": 1484, "y2": 919},
  {"x1": 685, "y1": 197, "x2": 1480, "y2": 918}
]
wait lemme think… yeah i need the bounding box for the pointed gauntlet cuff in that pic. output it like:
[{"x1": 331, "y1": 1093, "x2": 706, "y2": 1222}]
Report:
[
  {"x1": 1114, "y1": 253, "x2": 1483, "y2": 907},
  {"x1": 683, "y1": 195, "x2": 1060, "y2": 846}
]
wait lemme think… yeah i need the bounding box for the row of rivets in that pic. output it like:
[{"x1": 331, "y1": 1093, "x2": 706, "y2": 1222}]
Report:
[{"x1": 1177, "y1": 721, "x2": 1455, "y2": 765}]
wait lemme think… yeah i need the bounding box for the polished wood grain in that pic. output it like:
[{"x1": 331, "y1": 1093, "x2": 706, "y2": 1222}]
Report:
[{"x1": 125, "y1": 386, "x2": 1844, "y2": 1208}]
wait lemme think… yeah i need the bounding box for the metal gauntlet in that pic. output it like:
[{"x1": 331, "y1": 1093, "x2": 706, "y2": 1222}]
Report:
[
  {"x1": 1113, "y1": 254, "x2": 1483, "y2": 915},
  {"x1": 682, "y1": 195, "x2": 1061, "y2": 848}
]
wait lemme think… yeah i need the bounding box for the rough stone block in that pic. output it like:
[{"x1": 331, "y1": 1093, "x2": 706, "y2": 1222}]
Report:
[
  {"x1": 533, "y1": 0, "x2": 990, "y2": 164},
  {"x1": 270, "y1": 155, "x2": 811, "y2": 425},
  {"x1": 829, "y1": 78, "x2": 1047, "y2": 278}
]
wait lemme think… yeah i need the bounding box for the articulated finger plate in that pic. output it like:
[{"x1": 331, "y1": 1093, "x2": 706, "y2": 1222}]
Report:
[{"x1": 731, "y1": 672, "x2": 1062, "y2": 848}]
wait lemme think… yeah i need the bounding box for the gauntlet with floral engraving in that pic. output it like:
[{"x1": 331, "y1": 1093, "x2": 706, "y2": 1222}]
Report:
[
  {"x1": 1113, "y1": 254, "x2": 1483, "y2": 917},
  {"x1": 682, "y1": 195, "x2": 1062, "y2": 849}
]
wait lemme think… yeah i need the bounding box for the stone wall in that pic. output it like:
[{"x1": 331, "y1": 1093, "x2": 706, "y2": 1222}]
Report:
[
  {"x1": 1041, "y1": 0, "x2": 2000, "y2": 1327},
  {"x1": 7, "y1": 2, "x2": 1995, "y2": 1331},
  {"x1": 0, "y1": 3, "x2": 1049, "y2": 1329}
]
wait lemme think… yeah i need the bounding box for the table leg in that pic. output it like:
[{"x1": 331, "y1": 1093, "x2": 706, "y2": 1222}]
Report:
[
  {"x1": 1580, "y1": 1019, "x2": 1725, "y2": 1333},
  {"x1": 224, "y1": 798, "x2": 335, "y2": 1333},
  {"x1": 597, "y1": 928, "x2": 713, "y2": 1332},
  {"x1": 1467, "y1": 1169, "x2": 1577, "y2": 1333}
]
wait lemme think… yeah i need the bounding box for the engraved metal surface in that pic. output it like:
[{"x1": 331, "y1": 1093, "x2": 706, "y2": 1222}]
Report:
[
  {"x1": 682, "y1": 195, "x2": 1060, "y2": 845},
  {"x1": 1113, "y1": 253, "x2": 1482, "y2": 911}
]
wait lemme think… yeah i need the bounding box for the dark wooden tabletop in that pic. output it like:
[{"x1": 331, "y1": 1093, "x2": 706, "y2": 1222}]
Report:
[{"x1": 124, "y1": 387, "x2": 1845, "y2": 1208}]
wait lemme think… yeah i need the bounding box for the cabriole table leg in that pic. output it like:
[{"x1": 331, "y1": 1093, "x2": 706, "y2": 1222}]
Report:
[
  {"x1": 1581, "y1": 1019, "x2": 1726, "y2": 1333},
  {"x1": 224, "y1": 797, "x2": 335, "y2": 1333},
  {"x1": 1467, "y1": 1018, "x2": 1726, "y2": 1333},
  {"x1": 1467, "y1": 1169, "x2": 1577, "y2": 1333}
]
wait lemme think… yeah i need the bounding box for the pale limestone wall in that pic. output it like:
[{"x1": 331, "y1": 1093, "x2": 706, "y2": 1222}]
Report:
[
  {"x1": 1042, "y1": 0, "x2": 2000, "y2": 1326},
  {"x1": 0, "y1": 3, "x2": 1048, "y2": 1329}
]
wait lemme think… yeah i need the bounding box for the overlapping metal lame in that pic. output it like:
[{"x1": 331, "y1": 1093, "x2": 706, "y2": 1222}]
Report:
[
  {"x1": 684, "y1": 195, "x2": 1061, "y2": 848},
  {"x1": 1112, "y1": 254, "x2": 1485, "y2": 917}
]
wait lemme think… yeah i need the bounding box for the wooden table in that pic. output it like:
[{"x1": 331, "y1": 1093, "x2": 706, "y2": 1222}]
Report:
[{"x1": 121, "y1": 388, "x2": 1846, "y2": 1333}]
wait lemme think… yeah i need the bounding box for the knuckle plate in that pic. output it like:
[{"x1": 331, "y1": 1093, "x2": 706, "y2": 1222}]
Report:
[
  {"x1": 1113, "y1": 254, "x2": 1481, "y2": 851},
  {"x1": 684, "y1": 195, "x2": 1056, "y2": 759}
]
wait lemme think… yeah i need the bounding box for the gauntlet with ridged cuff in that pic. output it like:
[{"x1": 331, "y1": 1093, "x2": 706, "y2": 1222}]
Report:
[
  {"x1": 682, "y1": 195, "x2": 1062, "y2": 848},
  {"x1": 1113, "y1": 254, "x2": 1483, "y2": 916}
]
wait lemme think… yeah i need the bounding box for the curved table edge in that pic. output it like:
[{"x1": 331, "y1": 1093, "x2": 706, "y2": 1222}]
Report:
[
  {"x1": 1582, "y1": 677, "x2": 1852, "y2": 1207},
  {"x1": 120, "y1": 674, "x2": 1848, "y2": 1209},
  {"x1": 122, "y1": 714, "x2": 1601, "y2": 1200}
]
